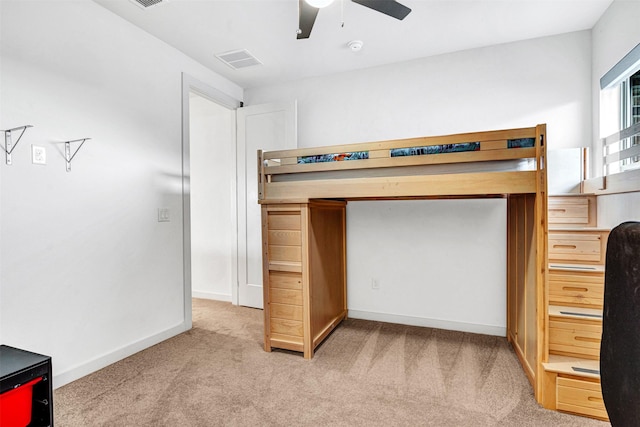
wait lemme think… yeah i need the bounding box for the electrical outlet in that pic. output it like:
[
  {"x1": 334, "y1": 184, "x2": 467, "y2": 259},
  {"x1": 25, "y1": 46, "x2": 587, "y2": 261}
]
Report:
[
  {"x1": 32, "y1": 145, "x2": 46, "y2": 165},
  {"x1": 371, "y1": 278, "x2": 380, "y2": 290},
  {"x1": 158, "y1": 208, "x2": 170, "y2": 222}
]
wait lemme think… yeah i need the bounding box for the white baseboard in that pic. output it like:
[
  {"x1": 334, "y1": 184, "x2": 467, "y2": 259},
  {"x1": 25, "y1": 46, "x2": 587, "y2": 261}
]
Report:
[
  {"x1": 53, "y1": 322, "x2": 188, "y2": 389},
  {"x1": 347, "y1": 309, "x2": 506, "y2": 337},
  {"x1": 192, "y1": 291, "x2": 232, "y2": 302}
]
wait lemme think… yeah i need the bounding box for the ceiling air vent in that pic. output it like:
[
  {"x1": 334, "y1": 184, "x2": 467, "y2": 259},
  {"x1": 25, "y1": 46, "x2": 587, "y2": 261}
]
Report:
[
  {"x1": 216, "y1": 49, "x2": 263, "y2": 70},
  {"x1": 130, "y1": 0, "x2": 165, "y2": 9}
]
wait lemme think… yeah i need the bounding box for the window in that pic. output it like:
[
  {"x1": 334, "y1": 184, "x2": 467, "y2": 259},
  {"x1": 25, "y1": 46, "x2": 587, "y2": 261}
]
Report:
[
  {"x1": 600, "y1": 43, "x2": 640, "y2": 181},
  {"x1": 619, "y1": 69, "x2": 640, "y2": 171}
]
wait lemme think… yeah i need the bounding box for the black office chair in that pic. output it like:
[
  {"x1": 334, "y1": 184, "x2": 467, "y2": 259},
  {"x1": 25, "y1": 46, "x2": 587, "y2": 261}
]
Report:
[{"x1": 600, "y1": 221, "x2": 640, "y2": 426}]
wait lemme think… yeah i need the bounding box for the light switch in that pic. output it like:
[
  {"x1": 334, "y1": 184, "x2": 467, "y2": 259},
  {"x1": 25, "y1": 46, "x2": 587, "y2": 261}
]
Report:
[
  {"x1": 32, "y1": 145, "x2": 46, "y2": 165},
  {"x1": 158, "y1": 208, "x2": 170, "y2": 222}
]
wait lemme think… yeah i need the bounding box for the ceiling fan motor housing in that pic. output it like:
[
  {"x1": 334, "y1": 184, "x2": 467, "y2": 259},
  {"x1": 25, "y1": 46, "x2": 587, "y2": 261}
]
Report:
[{"x1": 297, "y1": 0, "x2": 411, "y2": 40}]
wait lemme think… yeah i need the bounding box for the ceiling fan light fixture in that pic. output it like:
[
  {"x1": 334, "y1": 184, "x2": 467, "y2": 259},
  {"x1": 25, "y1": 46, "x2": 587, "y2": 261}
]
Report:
[{"x1": 304, "y1": 0, "x2": 335, "y2": 9}]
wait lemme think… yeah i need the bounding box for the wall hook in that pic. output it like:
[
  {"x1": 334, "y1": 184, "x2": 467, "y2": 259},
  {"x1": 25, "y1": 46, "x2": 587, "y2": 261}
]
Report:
[
  {"x1": 64, "y1": 138, "x2": 91, "y2": 172},
  {"x1": 2, "y1": 125, "x2": 33, "y2": 165}
]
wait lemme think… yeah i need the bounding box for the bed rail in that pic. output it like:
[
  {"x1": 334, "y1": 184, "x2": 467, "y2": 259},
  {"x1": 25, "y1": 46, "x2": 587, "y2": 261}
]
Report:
[{"x1": 258, "y1": 125, "x2": 546, "y2": 202}]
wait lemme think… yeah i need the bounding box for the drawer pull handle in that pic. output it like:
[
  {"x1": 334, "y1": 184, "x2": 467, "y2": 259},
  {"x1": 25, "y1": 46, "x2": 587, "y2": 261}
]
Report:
[
  {"x1": 560, "y1": 311, "x2": 603, "y2": 319},
  {"x1": 553, "y1": 244, "x2": 577, "y2": 249},
  {"x1": 562, "y1": 286, "x2": 589, "y2": 292},
  {"x1": 575, "y1": 336, "x2": 600, "y2": 343},
  {"x1": 552, "y1": 265, "x2": 596, "y2": 270},
  {"x1": 572, "y1": 366, "x2": 600, "y2": 375},
  {"x1": 549, "y1": 209, "x2": 567, "y2": 213},
  {"x1": 588, "y1": 396, "x2": 603, "y2": 403}
]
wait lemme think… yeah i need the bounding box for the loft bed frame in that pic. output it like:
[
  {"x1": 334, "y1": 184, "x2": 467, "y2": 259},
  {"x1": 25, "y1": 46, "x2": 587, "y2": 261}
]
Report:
[{"x1": 257, "y1": 124, "x2": 548, "y2": 404}]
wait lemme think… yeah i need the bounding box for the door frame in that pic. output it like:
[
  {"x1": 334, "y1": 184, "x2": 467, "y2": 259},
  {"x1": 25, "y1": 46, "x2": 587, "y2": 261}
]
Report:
[
  {"x1": 181, "y1": 73, "x2": 241, "y2": 327},
  {"x1": 236, "y1": 100, "x2": 297, "y2": 308}
]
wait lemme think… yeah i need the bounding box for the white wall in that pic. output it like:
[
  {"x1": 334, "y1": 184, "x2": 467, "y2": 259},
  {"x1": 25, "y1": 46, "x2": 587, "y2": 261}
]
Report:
[
  {"x1": 0, "y1": 0, "x2": 4, "y2": 345},
  {"x1": 246, "y1": 31, "x2": 592, "y2": 335},
  {"x1": 189, "y1": 94, "x2": 235, "y2": 301},
  {"x1": 347, "y1": 199, "x2": 507, "y2": 335},
  {"x1": 0, "y1": 0, "x2": 242, "y2": 387},
  {"x1": 597, "y1": 192, "x2": 640, "y2": 229},
  {"x1": 547, "y1": 148, "x2": 583, "y2": 194},
  {"x1": 591, "y1": 0, "x2": 640, "y2": 226},
  {"x1": 247, "y1": 31, "x2": 591, "y2": 150}
]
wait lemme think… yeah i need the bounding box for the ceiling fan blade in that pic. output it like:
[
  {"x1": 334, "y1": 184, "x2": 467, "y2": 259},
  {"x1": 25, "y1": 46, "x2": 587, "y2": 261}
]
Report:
[
  {"x1": 351, "y1": 0, "x2": 411, "y2": 20},
  {"x1": 297, "y1": 0, "x2": 319, "y2": 39}
]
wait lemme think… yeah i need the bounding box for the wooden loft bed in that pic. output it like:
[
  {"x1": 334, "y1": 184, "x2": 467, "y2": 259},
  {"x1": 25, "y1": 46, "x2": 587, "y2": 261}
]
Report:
[
  {"x1": 258, "y1": 126, "x2": 546, "y2": 201},
  {"x1": 258, "y1": 124, "x2": 548, "y2": 404}
]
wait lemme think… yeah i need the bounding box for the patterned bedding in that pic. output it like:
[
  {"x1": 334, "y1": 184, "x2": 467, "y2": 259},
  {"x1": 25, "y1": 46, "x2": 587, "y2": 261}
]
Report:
[
  {"x1": 296, "y1": 138, "x2": 535, "y2": 164},
  {"x1": 390, "y1": 142, "x2": 480, "y2": 157},
  {"x1": 297, "y1": 151, "x2": 369, "y2": 164}
]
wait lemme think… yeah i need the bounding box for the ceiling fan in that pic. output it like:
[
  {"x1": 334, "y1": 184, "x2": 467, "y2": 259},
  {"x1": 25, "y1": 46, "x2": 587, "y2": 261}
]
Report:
[{"x1": 297, "y1": 0, "x2": 412, "y2": 39}]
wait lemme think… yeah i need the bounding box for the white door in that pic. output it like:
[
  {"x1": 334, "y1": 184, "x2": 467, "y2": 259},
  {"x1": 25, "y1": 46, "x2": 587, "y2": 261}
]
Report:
[{"x1": 237, "y1": 101, "x2": 297, "y2": 308}]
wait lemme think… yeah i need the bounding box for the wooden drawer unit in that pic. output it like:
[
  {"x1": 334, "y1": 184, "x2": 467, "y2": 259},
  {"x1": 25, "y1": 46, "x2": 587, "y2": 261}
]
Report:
[
  {"x1": 548, "y1": 229, "x2": 609, "y2": 265},
  {"x1": 266, "y1": 210, "x2": 302, "y2": 273},
  {"x1": 548, "y1": 195, "x2": 596, "y2": 227},
  {"x1": 549, "y1": 316, "x2": 602, "y2": 359},
  {"x1": 557, "y1": 377, "x2": 608, "y2": 420},
  {"x1": 264, "y1": 209, "x2": 305, "y2": 350},
  {"x1": 262, "y1": 200, "x2": 347, "y2": 359},
  {"x1": 548, "y1": 267, "x2": 604, "y2": 309}
]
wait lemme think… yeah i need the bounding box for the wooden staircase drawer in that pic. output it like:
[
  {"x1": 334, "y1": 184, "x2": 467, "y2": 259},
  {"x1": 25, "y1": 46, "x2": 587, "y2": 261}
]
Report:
[
  {"x1": 549, "y1": 231, "x2": 608, "y2": 264},
  {"x1": 557, "y1": 377, "x2": 608, "y2": 420},
  {"x1": 549, "y1": 318, "x2": 602, "y2": 359},
  {"x1": 548, "y1": 196, "x2": 595, "y2": 226},
  {"x1": 549, "y1": 271, "x2": 604, "y2": 308}
]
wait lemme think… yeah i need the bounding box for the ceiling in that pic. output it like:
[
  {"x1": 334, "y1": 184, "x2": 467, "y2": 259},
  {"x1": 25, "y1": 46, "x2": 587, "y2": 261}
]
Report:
[{"x1": 92, "y1": 0, "x2": 613, "y2": 89}]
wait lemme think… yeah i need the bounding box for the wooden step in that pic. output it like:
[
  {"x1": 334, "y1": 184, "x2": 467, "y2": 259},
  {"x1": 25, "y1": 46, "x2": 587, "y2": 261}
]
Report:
[
  {"x1": 549, "y1": 305, "x2": 602, "y2": 360},
  {"x1": 549, "y1": 263, "x2": 604, "y2": 273},
  {"x1": 542, "y1": 355, "x2": 609, "y2": 421},
  {"x1": 548, "y1": 194, "x2": 597, "y2": 228},
  {"x1": 548, "y1": 226, "x2": 609, "y2": 232},
  {"x1": 548, "y1": 264, "x2": 605, "y2": 309},
  {"x1": 543, "y1": 354, "x2": 601, "y2": 379},
  {"x1": 549, "y1": 305, "x2": 603, "y2": 321},
  {"x1": 548, "y1": 229, "x2": 609, "y2": 265}
]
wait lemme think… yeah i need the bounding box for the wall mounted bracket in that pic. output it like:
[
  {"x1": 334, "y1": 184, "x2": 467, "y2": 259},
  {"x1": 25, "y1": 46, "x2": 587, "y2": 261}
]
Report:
[
  {"x1": 2, "y1": 125, "x2": 33, "y2": 165},
  {"x1": 64, "y1": 138, "x2": 91, "y2": 172}
]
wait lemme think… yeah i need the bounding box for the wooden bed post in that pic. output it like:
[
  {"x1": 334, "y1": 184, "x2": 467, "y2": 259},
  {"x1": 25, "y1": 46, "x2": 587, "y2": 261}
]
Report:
[
  {"x1": 534, "y1": 123, "x2": 549, "y2": 403},
  {"x1": 301, "y1": 204, "x2": 313, "y2": 359},
  {"x1": 261, "y1": 203, "x2": 272, "y2": 353},
  {"x1": 505, "y1": 125, "x2": 548, "y2": 395}
]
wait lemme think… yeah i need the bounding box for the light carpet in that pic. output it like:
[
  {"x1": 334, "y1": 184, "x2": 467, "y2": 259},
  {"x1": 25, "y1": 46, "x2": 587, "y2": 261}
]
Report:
[{"x1": 54, "y1": 299, "x2": 611, "y2": 426}]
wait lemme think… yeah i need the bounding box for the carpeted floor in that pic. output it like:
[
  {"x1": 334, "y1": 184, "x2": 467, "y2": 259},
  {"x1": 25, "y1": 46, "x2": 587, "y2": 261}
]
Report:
[{"x1": 54, "y1": 299, "x2": 611, "y2": 426}]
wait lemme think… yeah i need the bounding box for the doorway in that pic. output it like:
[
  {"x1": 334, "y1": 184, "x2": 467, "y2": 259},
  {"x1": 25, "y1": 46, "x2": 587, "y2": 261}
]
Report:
[
  {"x1": 189, "y1": 92, "x2": 236, "y2": 301},
  {"x1": 181, "y1": 74, "x2": 241, "y2": 329},
  {"x1": 181, "y1": 74, "x2": 297, "y2": 325}
]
